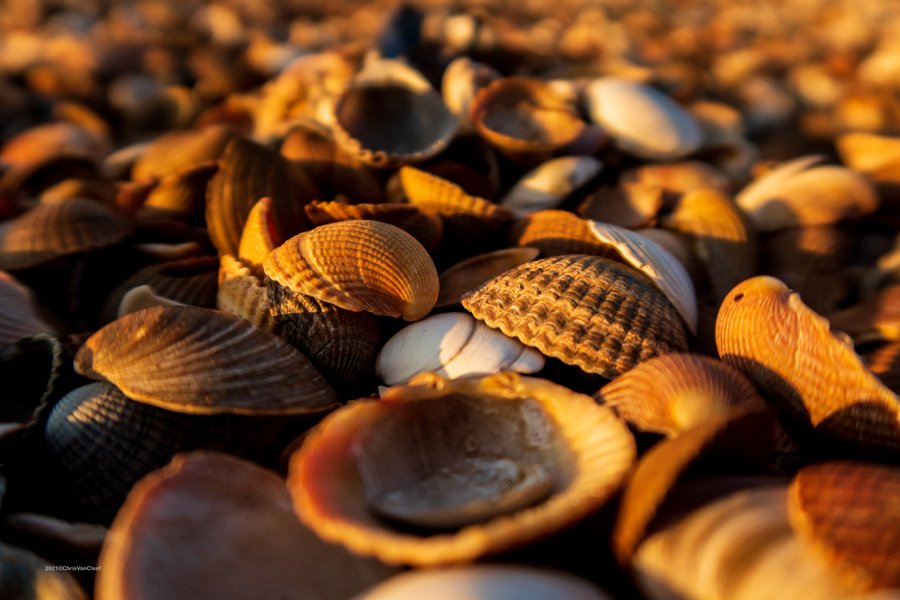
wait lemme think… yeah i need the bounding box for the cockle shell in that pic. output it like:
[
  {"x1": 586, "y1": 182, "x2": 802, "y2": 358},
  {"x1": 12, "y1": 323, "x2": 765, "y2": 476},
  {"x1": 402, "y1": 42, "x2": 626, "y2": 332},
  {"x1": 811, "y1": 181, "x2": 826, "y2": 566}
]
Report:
[
  {"x1": 441, "y1": 57, "x2": 500, "y2": 130},
  {"x1": 436, "y1": 247, "x2": 539, "y2": 307},
  {"x1": 217, "y1": 254, "x2": 277, "y2": 331},
  {"x1": 375, "y1": 312, "x2": 544, "y2": 385},
  {"x1": 736, "y1": 155, "x2": 879, "y2": 232},
  {"x1": 237, "y1": 197, "x2": 281, "y2": 276},
  {"x1": 577, "y1": 182, "x2": 664, "y2": 229},
  {"x1": 74, "y1": 305, "x2": 338, "y2": 415},
  {"x1": 461, "y1": 255, "x2": 689, "y2": 379},
  {"x1": 131, "y1": 124, "x2": 234, "y2": 182},
  {"x1": 500, "y1": 156, "x2": 603, "y2": 215},
  {"x1": 288, "y1": 372, "x2": 635, "y2": 566},
  {"x1": 263, "y1": 220, "x2": 438, "y2": 321},
  {"x1": 716, "y1": 276, "x2": 900, "y2": 454},
  {"x1": 584, "y1": 78, "x2": 703, "y2": 160},
  {"x1": 589, "y1": 221, "x2": 699, "y2": 334},
  {"x1": 510, "y1": 210, "x2": 615, "y2": 258},
  {"x1": 0, "y1": 271, "x2": 55, "y2": 347},
  {"x1": 304, "y1": 200, "x2": 443, "y2": 252}
]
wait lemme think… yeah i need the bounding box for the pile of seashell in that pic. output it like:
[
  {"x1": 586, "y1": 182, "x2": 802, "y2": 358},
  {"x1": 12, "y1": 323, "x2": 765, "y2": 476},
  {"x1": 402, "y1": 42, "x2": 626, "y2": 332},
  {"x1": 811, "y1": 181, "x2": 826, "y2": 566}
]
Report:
[{"x1": 1, "y1": 0, "x2": 899, "y2": 598}]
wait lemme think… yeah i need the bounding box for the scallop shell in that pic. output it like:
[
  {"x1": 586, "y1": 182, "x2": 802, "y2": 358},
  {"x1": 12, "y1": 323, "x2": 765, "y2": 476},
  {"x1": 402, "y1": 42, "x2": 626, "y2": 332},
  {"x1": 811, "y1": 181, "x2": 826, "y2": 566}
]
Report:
[
  {"x1": 500, "y1": 156, "x2": 603, "y2": 215},
  {"x1": 826, "y1": 284, "x2": 900, "y2": 344},
  {"x1": 376, "y1": 312, "x2": 544, "y2": 385},
  {"x1": 597, "y1": 353, "x2": 765, "y2": 437},
  {"x1": 263, "y1": 220, "x2": 438, "y2": 321},
  {"x1": 736, "y1": 155, "x2": 879, "y2": 232},
  {"x1": 304, "y1": 200, "x2": 443, "y2": 252},
  {"x1": 584, "y1": 78, "x2": 703, "y2": 161},
  {"x1": 787, "y1": 461, "x2": 900, "y2": 591},
  {"x1": 131, "y1": 124, "x2": 234, "y2": 182},
  {"x1": 0, "y1": 271, "x2": 55, "y2": 347},
  {"x1": 441, "y1": 57, "x2": 500, "y2": 130},
  {"x1": 217, "y1": 254, "x2": 277, "y2": 331},
  {"x1": 510, "y1": 210, "x2": 616, "y2": 258},
  {"x1": 716, "y1": 276, "x2": 900, "y2": 454},
  {"x1": 461, "y1": 255, "x2": 689, "y2": 379},
  {"x1": 74, "y1": 305, "x2": 338, "y2": 415},
  {"x1": 589, "y1": 221, "x2": 699, "y2": 334},
  {"x1": 436, "y1": 247, "x2": 539, "y2": 307},
  {"x1": 237, "y1": 196, "x2": 281, "y2": 276},
  {"x1": 331, "y1": 59, "x2": 458, "y2": 168},
  {"x1": 577, "y1": 182, "x2": 664, "y2": 229},
  {"x1": 0, "y1": 198, "x2": 132, "y2": 271},
  {"x1": 97, "y1": 451, "x2": 397, "y2": 600},
  {"x1": 288, "y1": 372, "x2": 635, "y2": 566}
]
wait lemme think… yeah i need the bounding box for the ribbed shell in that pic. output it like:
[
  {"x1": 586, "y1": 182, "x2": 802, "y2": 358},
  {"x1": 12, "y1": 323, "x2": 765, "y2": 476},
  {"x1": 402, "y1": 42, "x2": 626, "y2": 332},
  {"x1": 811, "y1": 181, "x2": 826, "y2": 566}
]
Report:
[
  {"x1": 511, "y1": 210, "x2": 617, "y2": 258},
  {"x1": 217, "y1": 255, "x2": 277, "y2": 331},
  {"x1": 0, "y1": 198, "x2": 132, "y2": 271},
  {"x1": 437, "y1": 247, "x2": 539, "y2": 307},
  {"x1": 237, "y1": 196, "x2": 280, "y2": 276},
  {"x1": 597, "y1": 353, "x2": 765, "y2": 437},
  {"x1": 788, "y1": 461, "x2": 900, "y2": 591},
  {"x1": 131, "y1": 124, "x2": 234, "y2": 182},
  {"x1": 461, "y1": 255, "x2": 689, "y2": 378},
  {"x1": 74, "y1": 305, "x2": 338, "y2": 415},
  {"x1": 0, "y1": 271, "x2": 55, "y2": 347},
  {"x1": 263, "y1": 220, "x2": 438, "y2": 321},
  {"x1": 716, "y1": 276, "x2": 900, "y2": 453},
  {"x1": 304, "y1": 200, "x2": 443, "y2": 252}
]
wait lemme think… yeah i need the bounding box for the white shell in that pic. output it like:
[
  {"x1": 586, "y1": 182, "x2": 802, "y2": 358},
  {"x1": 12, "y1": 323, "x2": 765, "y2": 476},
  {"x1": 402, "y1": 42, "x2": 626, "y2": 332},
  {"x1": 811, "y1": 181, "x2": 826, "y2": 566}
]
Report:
[
  {"x1": 501, "y1": 156, "x2": 604, "y2": 215},
  {"x1": 375, "y1": 312, "x2": 544, "y2": 385},
  {"x1": 589, "y1": 222, "x2": 698, "y2": 334},
  {"x1": 584, "y1": 78, "x2": 703, "y2": 161}
]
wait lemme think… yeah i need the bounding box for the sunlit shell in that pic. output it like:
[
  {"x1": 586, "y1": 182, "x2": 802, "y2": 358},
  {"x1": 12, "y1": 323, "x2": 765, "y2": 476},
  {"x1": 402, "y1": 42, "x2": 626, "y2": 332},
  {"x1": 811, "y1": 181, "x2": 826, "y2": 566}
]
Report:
[
  {"x1": 836, "y1": 132, "x2": 900, "y2": 184},
  {"x1": 304, "y1": 200, "x2": 443, "y2": 252},
  {"x1": 263, "y1": 220, "x2": 438, "y2": 321},
  {"x1": 788, "y1": 461, "x2": 900, "y2": 591},
  {"x1": 867, "y1": 342, "x2": 900, "y2": 395},
  {"x1": 577, "y1": 182, "x2": 664, "y2": 229},
  {"x1": 0, "y1": 121, "x2": 110, "y2": 170},
  {"x1": 597, "y1": 353, "x2": 765, "y2": 437},
  {"x1": 0, "y1": 541, "x2": 87, "y2": 599},
  {"x1": 828, "y1": 284, "x2": 900, "y2": 344},
  {"x1": 441, "y1": 57, "x2": 500, "y2": 130},
  {"x1": 584, "y1": 78, "x2": 703, "y2": 161},
  {"x1": 376, "y1": 312, "x2": 544, "y2": 385},
  {"x1": 511, "y1": 210, "x2": 615, "y2": 258},
  {"x1": 289, "y1": 372, "x2": 635, "y2": 566},
  {"x1": 500, "y1": 156, "x2": 603, "y2": 215},
  {"x1": 237, "y1": 197, "x2": 281, "y2": 276},
  {"x1": 217, "y1": 254, "x2": 277, "y2": 331},
  {"x1": 138, "y1": 162, "x2": 218, "y2": 223},
  {"x1": 462, "y1": 255, "x2": 689, "y2": 379},
  {"x1": 332, "y1": 59, "x2": 458, "y2": 168},
  {"x1": 589, "y1": 221, "x2": 698, "y2": 334},
  {"x1": 97, "y1": 452, "x2": 397, "y2": 600},
  {"x1": 620, "y1": 161, "x2": 731, "y2": 200},
  {"x1": 0, "y1": 271, "x2": 55, "y2": 347},
  {"x1": 437, "y1": 247, "x2": 539, "y2": 307},
  {"x1": 74, "y1": 305, "x2": 338, "y2": 415},
  {"x1": 716, "y1": 276, "x2": 900, "y2": 454},
  {"x1": 117, "y1": 285, "x2": 185, "y2": 318},
  {"x1": 131, "y1": 124, "x2": 234, "y2": 182},
  {"x1": 736, "y1": 155, "x2": 879, "y2": 232},
  {"x1": 41, "y1": 177, "x2": 117, "y2": 206}
]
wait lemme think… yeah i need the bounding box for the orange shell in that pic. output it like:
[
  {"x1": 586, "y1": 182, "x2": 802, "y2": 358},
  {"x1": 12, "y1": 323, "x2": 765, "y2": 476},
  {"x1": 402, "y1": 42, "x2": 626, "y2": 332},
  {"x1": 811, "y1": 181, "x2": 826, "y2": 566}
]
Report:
[
  {"x1": 237, "y1": 197, "x2": 281, "y2": 276},
  {"x1": 509, "y1": 210, "x2": 617, "y2": 258},
  {"x1": 217, "y1": 254, "x2": 278, "y2": 331},
  {"x1": 304, "y1": 200, "x2": 443, "y2": 252},
  {"x1": 132, "y1": 124, "x2": 234, "y2": 182}
]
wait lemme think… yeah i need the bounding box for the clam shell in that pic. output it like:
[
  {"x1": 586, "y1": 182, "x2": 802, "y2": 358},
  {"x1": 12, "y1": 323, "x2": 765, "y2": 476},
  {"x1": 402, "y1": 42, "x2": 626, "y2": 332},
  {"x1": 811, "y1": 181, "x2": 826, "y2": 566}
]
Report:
[
  {"x1": 584, "y1": 78, "x2": 703, "y2": 160},
  {"x1": 131, "y1": 124, "x2": 234, "y2": 182},
  {"x1": 827, "y1": 284, "x2": 900, "y2": 344},
  {"x1": 375, "y1": 312, "x2": 544, "y2": 385},
  {"x1": 788, "y1": 461, "x2": 900, "y2": 591},
  {"x1": 510, "y1": 210, "x2": 616, "y2": 258},
  {"x1": 589, "y1": 221, "x2": 699, "y2": 334},
  {"x1": 74, "y1": 305, "x2": 338, "y2": 415},
  {"x1": 461, "y1": 255, "x2": 689, "y2": 379},
  {"x1": 716, "y1": 276, "x2": 900, "y2": 454},
  {"x1": 577, "y1": 182, "x2": 664, "y2": 229},
  {"x1": 97, "y1": 451, "x2": 397, "y2": 600},
  {"x1": 441, "y1": 57, "x2": 500, "y2": 130},
  {"x1": 500, "y1": 156, "x2": 603, "y2": 215},
  {"x1": 597, "y1": 353, "x2": 765, "y2": 437},
  {"x1": 332, "y1": 59, "x2": 458, "y2": 168},
  {"x1": 437, "y1": 247, "x2": 539, "y2": 307},
  {"x1": 304, "y1": 200, "x2": 443, "y2": 252},
  {"x1": 264, "y1": 220, "x2": 438, "y2": 321},
  {"x1": 0, "y1": 270, "x2": 56, "y2": 347},
  {"x1": 237, "y1": 196, "x2": 281, "y2": 276},
  {"x1": 289, "y1": 372, "x2": 635, "y2": 566},
  {"x1": 0, "y1": 198, "x2": 132, "y2": 271},
  {"x1": 217, "y1": 254, "x2": 277, "y2": 331}
]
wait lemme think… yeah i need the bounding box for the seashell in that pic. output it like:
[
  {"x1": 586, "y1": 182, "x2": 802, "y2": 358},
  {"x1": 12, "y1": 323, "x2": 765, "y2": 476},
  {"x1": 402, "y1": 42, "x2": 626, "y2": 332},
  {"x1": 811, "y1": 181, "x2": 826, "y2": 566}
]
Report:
[
  {"x1": 620, "y1": 161, "x2": 732, "y2": 201},
  {"x1": 470, "y1": 77, "x2": 585, "y2": 163},
  {"x1": 828, "y1": 284, "x2": 900, "y2": 344},
  {"x1": 288, "y1": 372, "x2": 635, "y2": 566},
  {"x1": 264, "y1": 220, "x2": 438, "y2": 321},
  {"x1": 584, "y1": 78, "x2": 703, "y2": 161},
  {"x1": 97, "y1": 451, "x2": 398, "y2": 600},
  {"x1": 74, "y1": 305, "x2": 338, "y2": 415},
  {"x1": 441, "y1": 57, "x2": 500, "y2": 130},
  {"x1": 217, "y1": 254, "x2": 277, "y2": 331},
  {"x1": 461, "y1": 255, "x2": 689, "y2": 379},
  {"x1": 736, "y1": 155, "x2": 879, "y2": 232},
  {"x1": 589, "y1": 221, "x2": 699, "y2": 334},
  {"x1": 331, "y1": 59, "x2": 458, "y2": 168},
  {"x1": 510, "y1": 210, "x2": 616, "y2": 258},
  {"x1": 787, "y1": 461, "x2": 900, "y2": 591},
  {"x1": 0, "y1": 333, "x2": 69, "y2": 428},
  {"x1": 304, "y1": 200, "x2": 443, "y2": 252},
  {"x1": 237, "y1": 196, "x2": 281, "y2": 276},
  {"x1": 836, "y1": 132, "x2": 900, "y2": 184},
  {"x1": 577, "y1": 182, "x2": 664, "y2": 229},
  {"x1": 716, "y1": 276, "x2": 900, "y2": 454},
  {"x1": 597, "y1": 353, "x2": 766, "y2": 437},
  {"x1": 500, "y1": 156, "x2": 603, "y2": 215},
  {"x1": 0, "y1": 270, "x2": 56, "y2": 347},
  {"x1": 662, "y1": 188, "x2": 757, "y2": 303},
  {"x1": 117, "y1": 285, "x2": 185, "y2": 318},
  {"x1": 0, "y1": 121, "x2": 110, "y2": 170},
  {"x1": 355, "y1": 565, "x2": 611, "y2": 600},
  {"x1": 131, "y1": 124, "x2": 234, "y2": 182},
  {"x1": 437, "y1": 247, "x2": 539, "y2": 307},
  {"x1": 867, "y1": 342, "x2": 900, "y2": 395},
  {"x1": 376, "y1": 312, "x2": 544, "y2": 385},
  {"x1": 138, "y1": 162, "x2": 218, "y2": 223},
  {"x1": 40, "y1": 177, "x2": 118, "y2": 206},
  {"x1": 0, "y1": 154, "x2": 99, "y2": 203},
  {"x1": 0, "y1": 198, "x2": 132, "y2": 271},
  {"x1": 0, "y1": 541, "x2": 87, "y2": 599}
]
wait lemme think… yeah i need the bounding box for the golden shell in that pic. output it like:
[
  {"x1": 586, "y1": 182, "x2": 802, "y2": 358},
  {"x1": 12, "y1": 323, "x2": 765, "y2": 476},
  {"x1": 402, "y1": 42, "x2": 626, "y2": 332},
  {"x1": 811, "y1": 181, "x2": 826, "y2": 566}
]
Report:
[
  {"x1": 577, "y1": 182, "x2": 664, "y2": 229},
  {"x1": 217, "y1": 254, "x2": 277, "y2": 331},
  {"x1": 461, "y1": 255, "x2": 689, "y2": 379},
  {"x1": 138, "y1": 162, "x2": 218, "y2": 223},
  {"x1": 867, "y1": 341, "x2": 900, "y2": 395},
  {"x1": 620, "y1": 161, "x2": 731, "y2": 199},
  {"x1": 263, "y1": 220, "x2": 438, "y2": 321},
  {"x1": 131, "y1": 124, "x2": 234, "y2": 182},
  {"x1": 510, "y1": 210, "x2": 617, "y2": 258},
  {"x1": 237, "y1": 196, "x2": 281, "y2": 276},
  {"x1": 716, "y1": 276, "x2": 900, "y2": 454},
  {"x1": 436, "y1": 247, "x2": 539, "y2": 308},
  {"x1": 74, "y1": 305, "x2": 338, "y2": 415},
  {"x1": 0, "y1": 121, "x2": 110, "y2": 170},
  {"x1": 441, "y1": 56, "x2": 501, "y2": 130},
  {"x1": 304, "y1": 200, "x2": 443, "y2": 253},
  {"x1": 836, "y1": 132, "x2": 900, "y2": 184},
  {"x1": 288, "y1": 372, "x2": 635, "y2": 566}
]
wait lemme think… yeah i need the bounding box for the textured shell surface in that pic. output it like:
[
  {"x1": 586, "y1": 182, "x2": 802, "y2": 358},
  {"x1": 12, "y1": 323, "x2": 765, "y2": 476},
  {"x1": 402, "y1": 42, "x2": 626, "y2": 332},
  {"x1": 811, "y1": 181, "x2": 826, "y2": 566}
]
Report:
[
  {"x1": 263, "y1": 220, "x2": 438, "y2": 321},
  {"x1": 117, "y1": 285, "x2": 185, "y2": 318},
  {"x1": 217, "y1": 254, "x2": 276, "y2": 331},
  {"x1": 577, "y1": 182, "x2": 664, "y2": 229},
  {"x1": 436, "y1": 246, "x2": 539, "y2": 307},
  {"x1": 462, "y1": 254, "x2": 689, "y2": 378},
  {"x1": 237, "y1": 196, "x2": 280, "y2": 276},
  {"x1": 0, "y1": 270, "x2": 56, "y2": 347},
  {"x1": 511, "y1": 209, "x2": 615, "y2": 258},
  {"x1": 500, "y1": 156, "x2": 603, "y2": 215},
  {"x1": 303, "y1": 200, "x2": 443, "y2": 252},
  {"x1": 131, "y1": 124, "x2": 234, "y2": 182}
]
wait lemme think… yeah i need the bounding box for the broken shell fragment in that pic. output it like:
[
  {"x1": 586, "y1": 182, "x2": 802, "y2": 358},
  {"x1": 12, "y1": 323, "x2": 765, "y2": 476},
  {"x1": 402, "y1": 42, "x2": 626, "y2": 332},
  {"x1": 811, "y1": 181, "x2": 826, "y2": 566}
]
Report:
[
  {"x1": 436, "y1": 247, "x2": 539, "y2": 307},
  {"x1": 217, "y1": 254, "x2": 277, "y2": 331},
  {"x1": 500, "y1": 156, "x2": 603, "y2": 215}
]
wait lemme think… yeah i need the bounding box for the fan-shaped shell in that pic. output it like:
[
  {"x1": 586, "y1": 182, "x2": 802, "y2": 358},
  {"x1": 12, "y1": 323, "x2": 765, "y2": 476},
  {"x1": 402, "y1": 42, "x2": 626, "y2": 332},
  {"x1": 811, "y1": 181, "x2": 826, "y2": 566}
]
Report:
[
  {"x1": 0, "y1": 271, "x2": 55, "y2": 347},
  {"x1": 264, "y1": 220, "x2": 438, "y2": 321},
  {"x1": 217, "y1": 254, "x2": 277, "y2": 331},
  {"x1": 289, "y1": 372, "x2": 635, "y2": 566},
  {"x1": 131, "y1": 124, "x2": 234, "y2": 182},
  {"x1": 304, "y1": 200, "x2": 443, "y2": 252},
  {"x1": 117, "y1": 285, "x2": 185, "y2": 317},
  {"x1": 584, "y1": 78, "x2": 703, "y2": 160},
  {"x1": 74, "y1": 305, "x2": 338, "y2": 415},
  {"x1": 376, "y1": 312, "x2": 544, "y2": 385},
  {"x1": 437, "y1": 247, "x2": 539, "y2": 307},
  {"x1": 510, "y1": 210, "x2": 615, "y2": 258},
  {"x1": 716, "y1": 276, "x2": 900, "y2": 454},
  {"x1": 461, "y1": 255, "x2": 689, "y2": 379},
  {"x1": 500, "y1": 156, "x2": 603, "y2": 215}
]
